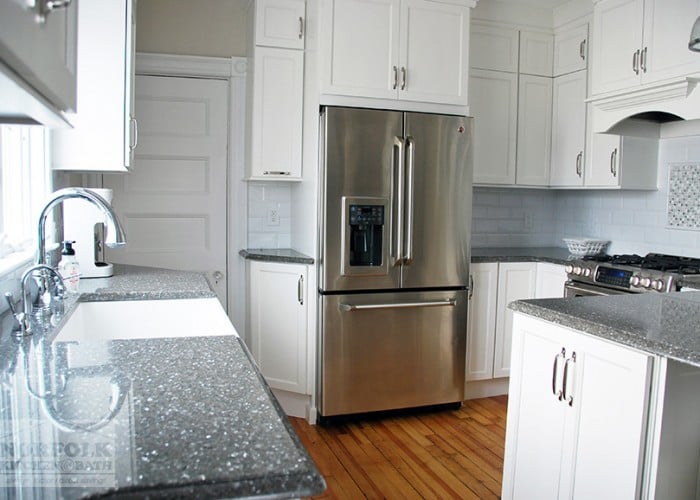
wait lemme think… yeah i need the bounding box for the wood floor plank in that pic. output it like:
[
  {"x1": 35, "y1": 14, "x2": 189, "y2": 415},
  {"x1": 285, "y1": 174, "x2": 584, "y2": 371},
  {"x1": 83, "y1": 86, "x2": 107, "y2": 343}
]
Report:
[{"x1": 289, "y1": 396, "x2": 507, "y2": 499}]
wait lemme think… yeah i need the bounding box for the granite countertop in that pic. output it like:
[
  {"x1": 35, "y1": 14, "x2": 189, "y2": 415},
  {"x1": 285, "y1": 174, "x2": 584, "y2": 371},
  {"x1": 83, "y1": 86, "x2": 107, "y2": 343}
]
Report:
[
  {"x1": 471, "y1": 246, "x2": 575, "y2": 265},
  {"x1": 239, "y1": 249, "x2": 314, "y2": 265},
  {"x1": 510, "y1": 291, "x2": 700, "y2": 368},
  {"x1": 0, "y1": 265, "x2": 325, "y2": 499}
]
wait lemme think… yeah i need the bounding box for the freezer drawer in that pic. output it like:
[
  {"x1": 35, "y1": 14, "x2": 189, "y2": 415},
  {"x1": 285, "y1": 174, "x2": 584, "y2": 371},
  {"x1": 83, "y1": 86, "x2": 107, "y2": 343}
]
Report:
[{"x1": 319, "y1": 290, "x2": 467, "y2": 417}]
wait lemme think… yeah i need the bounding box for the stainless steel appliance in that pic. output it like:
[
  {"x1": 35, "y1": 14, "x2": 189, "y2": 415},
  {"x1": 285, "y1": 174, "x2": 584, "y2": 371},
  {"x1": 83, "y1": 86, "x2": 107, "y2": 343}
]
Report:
[
  {"x1": 318, "y1": 106, "x2": 473, "y2": 419},
  {"x1": 564, "y1": 253, "x2": 700, "y2": 297}
]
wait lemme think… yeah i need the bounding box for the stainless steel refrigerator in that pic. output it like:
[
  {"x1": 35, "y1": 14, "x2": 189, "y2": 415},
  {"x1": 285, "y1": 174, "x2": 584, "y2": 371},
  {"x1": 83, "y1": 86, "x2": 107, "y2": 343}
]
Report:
[{"x1": 318, "y1": 106, "x2": 473, "y2": 419}]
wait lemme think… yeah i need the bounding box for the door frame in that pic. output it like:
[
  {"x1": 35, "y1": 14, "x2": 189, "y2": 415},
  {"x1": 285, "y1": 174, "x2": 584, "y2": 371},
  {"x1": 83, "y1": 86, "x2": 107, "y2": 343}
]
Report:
[{"x1": 133, "y1": 52, "x2": 248, "y2": 334}]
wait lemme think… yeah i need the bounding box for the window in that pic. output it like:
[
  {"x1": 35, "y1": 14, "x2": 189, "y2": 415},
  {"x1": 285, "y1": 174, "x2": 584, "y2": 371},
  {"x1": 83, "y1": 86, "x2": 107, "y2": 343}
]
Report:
[{"x1": 0, "y1": 125, "x2": 52, "y2": 268}]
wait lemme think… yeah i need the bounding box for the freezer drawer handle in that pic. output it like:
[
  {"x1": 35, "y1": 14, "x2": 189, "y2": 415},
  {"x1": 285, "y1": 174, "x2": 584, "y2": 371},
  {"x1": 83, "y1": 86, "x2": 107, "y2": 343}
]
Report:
[{"x1": 339, "y1": 299, "x2": 456, "y2": 312}]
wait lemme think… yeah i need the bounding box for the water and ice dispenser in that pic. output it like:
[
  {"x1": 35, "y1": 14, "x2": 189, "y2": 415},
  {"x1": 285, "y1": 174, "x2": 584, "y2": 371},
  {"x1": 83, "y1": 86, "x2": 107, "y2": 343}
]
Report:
[{"x1": 341, "y1": 197, "x2": 389, "y2": 276}]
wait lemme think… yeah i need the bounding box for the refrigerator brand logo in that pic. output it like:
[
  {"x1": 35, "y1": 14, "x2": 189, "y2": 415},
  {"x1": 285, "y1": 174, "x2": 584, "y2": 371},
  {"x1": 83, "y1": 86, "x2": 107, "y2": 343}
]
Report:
[{"x1": 458, "y1": 125, "x2": 465, "y2": 133}]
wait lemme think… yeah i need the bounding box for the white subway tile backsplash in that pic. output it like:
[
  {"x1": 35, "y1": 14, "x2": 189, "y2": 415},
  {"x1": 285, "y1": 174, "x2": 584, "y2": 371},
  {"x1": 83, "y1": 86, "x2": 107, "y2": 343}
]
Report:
[{"x1": 246, "y1": 182, "x2": 292, "y2": 249}]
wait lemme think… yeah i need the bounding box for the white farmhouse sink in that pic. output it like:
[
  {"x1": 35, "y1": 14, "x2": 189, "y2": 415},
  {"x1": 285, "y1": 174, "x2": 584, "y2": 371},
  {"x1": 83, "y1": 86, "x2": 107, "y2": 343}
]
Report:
[{"x1": 56, "y1": 297, "x2": 237, "y2": 341}]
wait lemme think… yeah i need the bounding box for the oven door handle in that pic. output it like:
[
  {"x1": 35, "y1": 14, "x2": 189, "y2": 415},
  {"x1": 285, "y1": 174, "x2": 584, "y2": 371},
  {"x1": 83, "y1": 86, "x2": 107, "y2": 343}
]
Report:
[
  {"x1": 565, "y1": 281, "x2": 628, "y2": 297},
  {"x1": 339, "y1": 299, "x2": 456, "y2": 312}
]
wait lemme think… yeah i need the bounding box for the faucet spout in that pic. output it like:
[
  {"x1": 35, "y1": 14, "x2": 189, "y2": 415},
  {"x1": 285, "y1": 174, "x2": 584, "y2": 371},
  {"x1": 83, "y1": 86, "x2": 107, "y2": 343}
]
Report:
[{"x1": 36, "y1": 188, "x2": 127, "y2": 266}]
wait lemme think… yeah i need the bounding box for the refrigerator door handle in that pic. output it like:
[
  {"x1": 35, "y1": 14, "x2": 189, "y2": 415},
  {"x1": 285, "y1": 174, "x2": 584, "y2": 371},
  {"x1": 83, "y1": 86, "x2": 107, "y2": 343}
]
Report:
[
  {"x1": 339, "y1": 299, "x2": 456, "y2": 312},
  {"x1": 404, "y1": 136, "x2": 416, "y2": 265},
  {"x1": 392, "y1": 136, "x2": 406, "y2": 266}
]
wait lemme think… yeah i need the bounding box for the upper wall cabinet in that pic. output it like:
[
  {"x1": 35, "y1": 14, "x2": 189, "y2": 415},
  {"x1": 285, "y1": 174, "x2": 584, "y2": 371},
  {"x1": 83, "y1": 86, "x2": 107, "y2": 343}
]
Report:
[
  {"x1": 550, "y1": 70, "x2": 588, "y2": 187},
  {"x1": 519, "y1": 31, "x2": 554, "y2": 77},
  {"x1": 591, "y1": 0, "x2": 700, "y2": 96},
  {"x1": 52, "y1": 0, "x2": 137, "y2": 172},
  {"x1": 246, "y1": 0, "x2": 305, "y2": 181},
  {"x1": 321, "y1": 0, "x2": 472, "y2": 106},
  {"x1": 254, "y1": 0, "x2": 306, "y2": 49},
  {"x1": 470, "y1": 24, "x2": 519, "y2": 73},
  {"x1": 553, "y1": 23, "x2": 588, "y2": 76},
  {"x1": 0, "y1": 0, "x2": 77, "y2": 126}
]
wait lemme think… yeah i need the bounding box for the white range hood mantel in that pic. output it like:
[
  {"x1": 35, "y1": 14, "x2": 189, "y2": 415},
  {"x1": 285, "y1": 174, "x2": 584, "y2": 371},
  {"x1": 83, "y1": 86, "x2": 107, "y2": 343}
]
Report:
[{"x1": 588, "y1": 77, "x2": 700, "y2": 133}]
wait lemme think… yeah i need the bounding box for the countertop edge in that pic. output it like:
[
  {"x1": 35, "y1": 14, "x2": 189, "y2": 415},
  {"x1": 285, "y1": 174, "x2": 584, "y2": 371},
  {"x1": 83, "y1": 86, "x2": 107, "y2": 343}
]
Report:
[{"x1": 240, "y1": 249, "x2": 315, "y2": 265}]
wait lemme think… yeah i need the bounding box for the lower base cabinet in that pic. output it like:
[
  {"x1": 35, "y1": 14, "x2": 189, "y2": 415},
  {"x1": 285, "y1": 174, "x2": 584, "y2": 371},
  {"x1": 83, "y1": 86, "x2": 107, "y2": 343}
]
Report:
[
  {"x1": 247, "y1": 260, "x2": 307, "y2": 394},
  {"x1": 503, "y1": 313, "x2": 653, "y2": 499}
]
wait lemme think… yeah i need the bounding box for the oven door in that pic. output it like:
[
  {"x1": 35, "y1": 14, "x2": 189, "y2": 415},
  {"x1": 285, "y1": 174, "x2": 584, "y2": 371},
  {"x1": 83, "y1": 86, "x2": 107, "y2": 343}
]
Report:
[{"x1": 564, "y1": 280, "x2": 631, "y2": 297}]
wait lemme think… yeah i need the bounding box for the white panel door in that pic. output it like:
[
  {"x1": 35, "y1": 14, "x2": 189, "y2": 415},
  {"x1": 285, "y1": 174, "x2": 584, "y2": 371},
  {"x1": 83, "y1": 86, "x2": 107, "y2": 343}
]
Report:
[
  {"x1": 470, "y1": 69, "x2": 518, "y2": 185},
  {"x1": 399, "y1": 0, "x2": 469, "y2": 105},
  {"x1": 553, "y1": 23, "x2": 588, "y2": 77},
  {"x1": 105, "y1": 75, "x2": 229, "y2": 307},
  {"x1": 254, "y1": 0, "x2": 306, "y2": 49},
  {"x1": 550, "y1": 70, "x2": 587, "y2": 187},
  {"x1": 470, "y1": 24, "x2": 519, "y2": 72},
  {"x1": 323, "y1": 0, "x2": 400, "y2": 99},
  {"x1": 519, "y1": 31, "x2": 554, "y2": 77},
  {"x1": 493, "y1": 263, "x2": 536, "y2": 378},
  {"x1": 466, "y1": 263, "x2": 498, "y2": 381},
  {"x1": 535, "y1": 263, "x2": 567, "y2": 298},
  {"x1": 516, "y1": 74, "x2": 552, "y2": 186},
  {"x1": 586, "y1": 132, "x2": 621, "y2": 187}
]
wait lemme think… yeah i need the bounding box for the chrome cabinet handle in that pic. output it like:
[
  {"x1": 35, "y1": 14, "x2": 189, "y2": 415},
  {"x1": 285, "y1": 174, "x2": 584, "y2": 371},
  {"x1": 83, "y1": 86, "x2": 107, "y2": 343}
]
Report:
[
  {"x1": 298, "y1": 16, "x2": 304, "y2": 39},
  {"x1": 401, "y1": 66, "x2": 407, "y2": 90},
  {"x1": 393, "y1": 66, "x2": 398, "y2": 90},
  {"x1": 339, "y1": 299, "x2": 456, "y2": 312},
  {"x1": 562, "y1": 352, "x2": 576, "y2": 406},
  {"x1": 404, "y1": 136, "x2": 415, "y2": 265},
  {"x1": 393, "y1": 136, "x2": 405, "y2": 267},
  {"x1": 579, "y1": 39, "x2": 586, "y2": 60},
  {"x1": 610, "y1": 148, "x2": 618, "y2": 177},
  {"x1": 129, "y1": 117, "x2": 138, "y2": 152},
  {"x1": 297, "y1": 275, "x2": 304, "y2": 305},
  {"x1": 552, "y1": 348, "x2": 565, "y2": 398},
  {"x1": 641, "y1": 46, "x2": 648, "y2": 73},
  {"x1": 575, "y1": 152, "x2": 582, "y2": 177},
  {"x1": 468, "y1": 274, "x2": 474, "y2": 300},
  {"x1": 263, "y1": 171, "x2": 291, "y2": 176},
  {"x1": 34, "y1": 0, "x2": 72, "y2": 23},
  {"x1": 633, "y1": 49, "x2": 640, "y2": 75}
]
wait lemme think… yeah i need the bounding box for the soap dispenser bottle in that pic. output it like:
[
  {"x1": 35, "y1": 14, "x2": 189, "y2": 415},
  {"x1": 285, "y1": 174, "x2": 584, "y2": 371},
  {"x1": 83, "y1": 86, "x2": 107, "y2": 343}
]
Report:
[{"x1": 58, "y1": 240, "x2": 80, "y2": 294}]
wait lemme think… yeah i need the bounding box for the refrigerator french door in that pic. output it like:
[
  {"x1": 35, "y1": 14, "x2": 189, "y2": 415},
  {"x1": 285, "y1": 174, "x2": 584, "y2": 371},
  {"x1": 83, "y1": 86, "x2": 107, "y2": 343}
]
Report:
[{"x1": 318, "y1": 106, "x2": 473, "y2": 418}]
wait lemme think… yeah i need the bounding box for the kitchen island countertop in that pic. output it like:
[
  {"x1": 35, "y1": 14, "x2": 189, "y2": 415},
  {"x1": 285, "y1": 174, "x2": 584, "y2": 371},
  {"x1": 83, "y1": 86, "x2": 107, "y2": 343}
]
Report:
[
  {"x1": 0, "y1": 264, "x2": 325, "y2": 499},
  {"x1": 471, "y1": 246, "x2": 574, "y2": 265},
  {"x1": 510, "y1": 291, "x2": 700, "y2": 368}
]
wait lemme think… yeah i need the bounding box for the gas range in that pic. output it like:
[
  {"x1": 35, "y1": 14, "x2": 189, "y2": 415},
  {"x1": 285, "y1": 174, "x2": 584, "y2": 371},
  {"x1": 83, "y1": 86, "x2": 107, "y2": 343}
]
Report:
[{"x1": 565, "y1": 253, "x2": 700, "y2": 295}]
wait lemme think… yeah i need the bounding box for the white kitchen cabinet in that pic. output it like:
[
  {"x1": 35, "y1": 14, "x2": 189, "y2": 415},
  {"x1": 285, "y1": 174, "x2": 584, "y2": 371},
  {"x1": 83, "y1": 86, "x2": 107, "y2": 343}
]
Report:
[
  {"x1": 535, "y1": 263, "x2": 567, "y2": 298},
  {"x1": 254, "y1": 0, "x2": 306, "y2": 49},
  {"x1": 470, "y1": 23, "x2": 519, "y2": 73},
  {"x1": 519, "y1": 31, "x2": 553, "y2": 77},
  {"x1": 52, "y1": 0, "x2": 137, "y2": 172},
  {"x1": 470, "y1": 69, "x2": 518, "y2": 185},
  {"x1": 0, "y1": 0, "x2": 77, "y2": 125},
  {"x1": 503, "y1": 313, "x2": 652, "y2": 500},
  {"x1": 493, "y1": 263, "x2": 537, "y2": 378},
  {"x1": 591, "y1": 0, "x2": 700, "y2": 96},
  {"x1": 553, "y1": 23, "x2": 588, "y2": 77},
  {"x1": 586, "y1": 132, "x2": 659, "y2": 188},
  {"x1": 321, "y1": 0, "x2": 470, "y2": 106},
  {"x1": 248, "y1": 261, "x2": 307, "y2": 394},
  {"x1": 466, "y1": 263, "x2": 498, "y2": 381},
  {"x1": 516, "y1": 75, "x2": 552, "y2": 186},
  {"x1": 246, "y1": 0, "x2": 305, "y2": 181},
  {"x1": 550, "y1": 70, "x2": 587, "y2": 187}
]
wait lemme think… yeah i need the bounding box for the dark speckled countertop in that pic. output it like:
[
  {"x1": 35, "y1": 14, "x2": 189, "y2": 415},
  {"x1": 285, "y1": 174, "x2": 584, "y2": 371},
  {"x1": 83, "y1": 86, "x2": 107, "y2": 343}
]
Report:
[
  {"x1": 239, "y1": 249, "x2": 314, "y2": 265},
  {"x1": 0, "y1": 265, "x2": 325, "y2": 499},
  {"x1": 471, "y1": 246, "x2": 575, "y2": 264},
  {"x1": 510, "y1": 291, "x2": 700, "y2": 368}
]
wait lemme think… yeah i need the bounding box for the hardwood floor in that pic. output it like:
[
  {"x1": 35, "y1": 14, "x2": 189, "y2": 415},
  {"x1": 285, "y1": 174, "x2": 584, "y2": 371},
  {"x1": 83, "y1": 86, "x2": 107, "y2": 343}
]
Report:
[{"x1": 289, "y1": 396, "x2": 507, "y2": 499}]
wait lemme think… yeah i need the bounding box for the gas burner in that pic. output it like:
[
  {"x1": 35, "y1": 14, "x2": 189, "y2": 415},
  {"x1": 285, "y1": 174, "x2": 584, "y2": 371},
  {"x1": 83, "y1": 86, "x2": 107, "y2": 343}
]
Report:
[
  {"x1": 641, "y1": 253, "x2": 700, "y2": 273},
  {"x1": 609, "y1": 254, "x2": 644, "y2": 266}
]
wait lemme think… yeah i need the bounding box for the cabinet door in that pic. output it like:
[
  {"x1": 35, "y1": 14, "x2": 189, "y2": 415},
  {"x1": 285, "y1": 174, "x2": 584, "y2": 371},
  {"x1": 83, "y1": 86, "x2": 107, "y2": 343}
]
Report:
[
  {"x1": 249, "y1": 262, "x2": 307, "y2": 393},
  {"x1": 323, "y1": 0, "x2": 400, "y2": 99},
  {"x1": 494, "y1": 263, "x2": 536, "y2": 378},
  {"x1": 519, "y1": 31, "x2": 554, "y2": 77},
  {"x1": 248, "y1": 47, "x2": 304, "y2": 180},
  {"x1": 586, "y1": 132, "x2": 621, "y2": 187},
  {"x1": 550, "y1": 71, "x2": 587, "y2": 187},
  {"x1": 502, "y1": 314, "x2": 571, "y2": 500},
  {"x1": 255, "y1": 0, "x2": 306, "y2": 49},
  {"x1": 470, "y1": 69, "x2": 518, "y2": 185},
  {"x1": 591, "y1": 0, "x2": 643, "y2": 95},
  {"x1": 470, "y1": 23, "x2": 519, "y2": 73},
  {"x1": 0, "y1": 0, "x2": 77, "y2": 113},
  {"x1": 553, "y1": 23, "x2": 588, "y2": 76},
  {"x1": 52, "y1": 0, "x2": 136, "y2": 172},
  {"x1": 566, "y1": 332, "x2": 652, "y2": 499},
  {"x1": 641, "y1": 0, "x2": 700, "y2": 85},
  {"x1": 466, "y1": 263, "x2": 498, "y2": 381},
  {"x1": 516, "y1": 75, "x2": 552, "y2": 186},
  {"x1": 535, "y1": 263, "x2": 567, "y2": 298},
  {"x1": 399, "y1": 0, "x2": 469, "y2": 105}
]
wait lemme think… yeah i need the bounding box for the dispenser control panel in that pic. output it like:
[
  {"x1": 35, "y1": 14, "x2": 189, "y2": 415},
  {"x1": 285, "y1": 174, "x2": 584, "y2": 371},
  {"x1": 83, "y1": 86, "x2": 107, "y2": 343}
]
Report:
[{"x1": 349, "y1": 205, "x2": 384, "y2": 226}]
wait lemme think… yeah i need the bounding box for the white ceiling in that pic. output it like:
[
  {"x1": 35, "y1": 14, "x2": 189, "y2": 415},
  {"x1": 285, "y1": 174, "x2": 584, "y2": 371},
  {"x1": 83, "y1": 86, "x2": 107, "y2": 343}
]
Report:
[{"x1": 495, "y1": 0, "x2": 570, "y2": 8}]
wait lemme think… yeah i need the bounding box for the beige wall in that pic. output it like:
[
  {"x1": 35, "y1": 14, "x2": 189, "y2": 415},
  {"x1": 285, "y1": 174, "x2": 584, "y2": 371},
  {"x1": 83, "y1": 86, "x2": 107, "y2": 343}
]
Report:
[{"x1": 136, "y1": 0, "x2": 248, "y2": 57}]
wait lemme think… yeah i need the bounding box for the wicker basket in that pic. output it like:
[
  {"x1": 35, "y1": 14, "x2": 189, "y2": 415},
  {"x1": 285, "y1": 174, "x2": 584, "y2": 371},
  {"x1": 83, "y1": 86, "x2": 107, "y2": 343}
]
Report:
[{"x1": 563, "y1": 238, "x2": 609, "y2": 257}]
